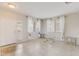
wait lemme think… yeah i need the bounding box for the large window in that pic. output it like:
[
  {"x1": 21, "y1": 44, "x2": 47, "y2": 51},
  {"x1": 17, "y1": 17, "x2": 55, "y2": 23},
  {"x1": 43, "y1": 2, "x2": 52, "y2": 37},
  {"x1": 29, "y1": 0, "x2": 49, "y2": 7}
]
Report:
[
  {"x1": 35, "y1": 19, "x2": 41, "y2": 33},
  {"x1": 47, "y1": 19, "x2": 55, "y2": 33},
  {"x1": 27, "y1": 17, "x2": 41, "y2": 34},
  {"x1": 46, "y1": 17, "x2": 65, "y2": 33},
  {"x1": 46, "y1": 16, "x2": 65, "y2": 41},
  {"x1": 55, "y1": 17, "x2": 65, "y2": 33}
]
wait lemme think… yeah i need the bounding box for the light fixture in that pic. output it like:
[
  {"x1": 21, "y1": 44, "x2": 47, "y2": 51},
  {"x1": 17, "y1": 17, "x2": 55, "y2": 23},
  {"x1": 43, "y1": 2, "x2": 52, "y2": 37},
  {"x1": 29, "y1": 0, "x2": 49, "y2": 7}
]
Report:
[
  {"x1": 65, "y1": 2, "x2": 72, "y2": 5},
  {"x1": 8, "y1": 3, "x2": 16, "y2": 8}
]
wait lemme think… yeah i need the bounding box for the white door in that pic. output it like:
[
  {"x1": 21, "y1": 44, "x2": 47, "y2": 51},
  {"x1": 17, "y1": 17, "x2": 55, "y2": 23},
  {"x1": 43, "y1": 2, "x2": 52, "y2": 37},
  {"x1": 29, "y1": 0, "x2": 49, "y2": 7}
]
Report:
[{"x1": 16, "y1": 19, "x2": 27, "y2": 43}]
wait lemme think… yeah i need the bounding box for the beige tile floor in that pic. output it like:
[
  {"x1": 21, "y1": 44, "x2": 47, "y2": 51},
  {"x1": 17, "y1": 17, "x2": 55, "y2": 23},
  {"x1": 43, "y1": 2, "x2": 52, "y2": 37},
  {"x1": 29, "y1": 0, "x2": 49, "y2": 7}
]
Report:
[{"x1": 1, "y1": 38, "x2": 79, "y2": 56}]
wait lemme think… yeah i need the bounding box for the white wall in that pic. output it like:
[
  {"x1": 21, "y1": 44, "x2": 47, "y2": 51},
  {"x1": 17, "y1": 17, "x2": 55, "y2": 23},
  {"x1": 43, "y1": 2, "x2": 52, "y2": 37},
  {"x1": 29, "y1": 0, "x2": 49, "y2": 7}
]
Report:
[
  {"x1": 65, "y1": 12, "x2": 79, "y2": 37},
  {"x1": 0, "y1": 9, "x2": 27, "y2": 46},
  {"x1": 65, "y1": 12, "x2": 79, "y2": 45}
]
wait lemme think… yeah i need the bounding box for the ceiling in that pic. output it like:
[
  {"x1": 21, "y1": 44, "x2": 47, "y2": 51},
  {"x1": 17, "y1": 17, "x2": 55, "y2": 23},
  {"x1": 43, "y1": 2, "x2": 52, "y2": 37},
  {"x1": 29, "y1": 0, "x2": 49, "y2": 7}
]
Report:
[{"x1": 0, "y1": 2, "x2": 79, "y2": 18}]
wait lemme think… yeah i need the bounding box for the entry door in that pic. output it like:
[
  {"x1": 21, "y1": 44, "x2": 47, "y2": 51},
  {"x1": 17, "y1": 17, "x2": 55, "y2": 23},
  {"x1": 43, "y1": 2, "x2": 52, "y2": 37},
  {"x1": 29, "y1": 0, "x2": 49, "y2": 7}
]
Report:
[{"x1": 15, "y1": 19, "x2": 27, "y2": 43}]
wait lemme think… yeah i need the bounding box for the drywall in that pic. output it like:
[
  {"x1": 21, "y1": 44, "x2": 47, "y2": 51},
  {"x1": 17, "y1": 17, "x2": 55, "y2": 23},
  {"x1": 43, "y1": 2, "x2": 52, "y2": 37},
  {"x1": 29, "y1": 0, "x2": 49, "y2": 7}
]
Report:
[
  {"x1": 0, "y1": 9, "x2": 27, "y2": 46},
  {"x1": 65, "y1": 12, "x2": 79, "y2": 37},
  {"x1": 65, "y1": 12, "x2": 79, "y2": 45}
]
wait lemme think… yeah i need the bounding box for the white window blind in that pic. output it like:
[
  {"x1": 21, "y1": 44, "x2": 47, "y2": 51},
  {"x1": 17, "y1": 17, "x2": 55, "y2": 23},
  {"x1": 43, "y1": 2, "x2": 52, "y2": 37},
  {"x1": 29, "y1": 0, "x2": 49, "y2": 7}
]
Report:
[
  {"x1": 55, "y1": 16, "x2": 65, "y2": 33},
  {"x1": 35, "y1": 19, "x2": 41, "y2": 33},
  {"x1": 46, "y1": 19, "x2": 55, "y2": 33}
]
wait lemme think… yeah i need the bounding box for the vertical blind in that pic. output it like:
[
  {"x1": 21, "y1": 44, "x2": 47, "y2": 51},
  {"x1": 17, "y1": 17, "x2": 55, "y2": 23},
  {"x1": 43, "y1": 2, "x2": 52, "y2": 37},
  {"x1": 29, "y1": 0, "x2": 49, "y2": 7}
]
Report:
[
  {"x1": 35, "y1": 19, "x2": 41, "y2": 33},
  {"x1": 27, "y1": 16, "x2": 41, "y2": 33},
  {"x1": 46, "y1": 16, "x2": 65, "y2": 41},
  {"x1": 46, "y1": 16, "x2": 65, "y2": 33},
  {"x1": 46, "y1": 19, "x2": 55, "y2": 33}
]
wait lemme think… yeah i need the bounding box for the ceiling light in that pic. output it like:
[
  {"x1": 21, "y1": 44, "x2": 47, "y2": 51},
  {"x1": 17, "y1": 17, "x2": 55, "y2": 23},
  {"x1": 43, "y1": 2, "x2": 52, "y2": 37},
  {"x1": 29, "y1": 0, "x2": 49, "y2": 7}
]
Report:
[
  {"x1": 65, "y1": 2, "x2": 72, "y2": 5},
  {"x1": 8, "y1": 3, "x2": 16, "y2": 8}
]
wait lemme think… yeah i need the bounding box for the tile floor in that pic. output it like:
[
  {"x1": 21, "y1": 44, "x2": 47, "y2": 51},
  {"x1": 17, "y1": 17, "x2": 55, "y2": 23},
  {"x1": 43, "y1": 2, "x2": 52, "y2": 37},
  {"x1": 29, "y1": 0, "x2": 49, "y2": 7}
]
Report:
[{"x1": 1, "y1": 38, "x2": 79, "y2": 56}]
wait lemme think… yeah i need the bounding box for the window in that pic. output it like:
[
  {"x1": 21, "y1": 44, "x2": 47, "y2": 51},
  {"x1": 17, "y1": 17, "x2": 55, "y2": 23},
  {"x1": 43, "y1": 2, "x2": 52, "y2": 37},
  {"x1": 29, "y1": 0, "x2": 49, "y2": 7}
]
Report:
[
  {"x1": 35, "y1": 19, "x2": 41, "y2": 33},
  {"x1": 47, "y1": 19, "x2": 55, "y2": 33},
  {"x1": 55, "y1": 17, "x2": 65, "y2": 33},
  {"x1": 27, "y1": 17, "x2": 41, "y2": 34}
]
